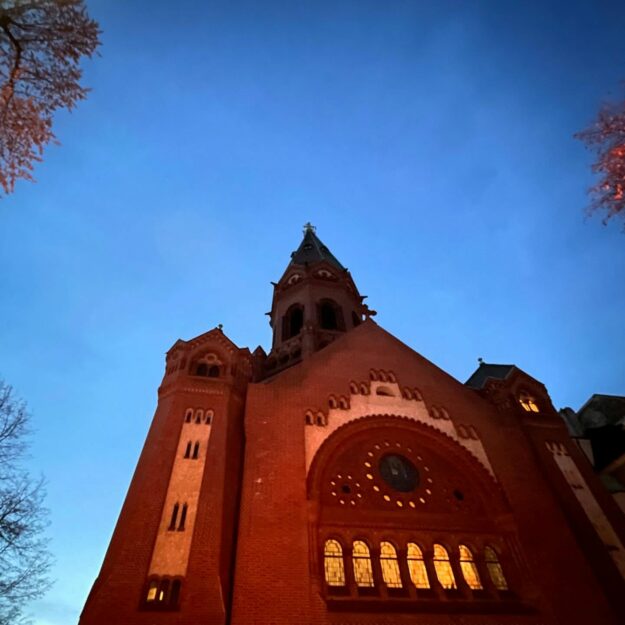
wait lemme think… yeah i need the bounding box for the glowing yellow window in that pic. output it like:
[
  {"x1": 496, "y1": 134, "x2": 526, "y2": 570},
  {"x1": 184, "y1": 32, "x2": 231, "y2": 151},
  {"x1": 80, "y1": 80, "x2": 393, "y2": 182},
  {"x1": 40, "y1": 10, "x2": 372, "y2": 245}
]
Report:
[
  {"x1": 380, "y1": 541, "x2": 402, "y2": 588},
  {"x1": 459, "y1": 545, "x2": 482, "y2": 590},
  {"x1": 485, "y1": 546, "x2": 508, "y2": 590},
  {"x1": 433, "y1": 544, "x2": 456, "y2": 589},
  {"x1": 519, "y1": 392, "x2": 539, "y2": 413},
  {"x1": 352, "y1": 540, "x2": 375, "y2": 587},
  {"x1": 146, "y1": 580, "x2": 158, "y2": 602},
  {"x1": 323, "y1": 539, "x2": 346, "y2": 586},
  {"x1": 407, "y1": 543, "x2": 430, "y2": 589}
]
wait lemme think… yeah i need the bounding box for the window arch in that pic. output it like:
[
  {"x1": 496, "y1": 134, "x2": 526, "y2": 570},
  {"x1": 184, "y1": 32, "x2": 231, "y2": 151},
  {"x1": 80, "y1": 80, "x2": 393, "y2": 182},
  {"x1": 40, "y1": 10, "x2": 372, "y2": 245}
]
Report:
[
  {"x1": 352, "y1": 540, "x2": 375, "y2": 587},
  {"x1": 433, "y1": 544, "x2": 456, "y2": 589},
  {"x1": 407, "y1": 543, "x2": 430, "y2": 589},
  {"x1": 208, "y1": 365, "x2": 220, "y2": 377},
  {"x1": 323, "y1": 539, "x2": 346, "y2": 586},
  {"x1": 318, "y1": 299, "x2": 344, "y2": 331},
  {"x1": 195, "y1": 363, "x2": 208, "y2": 376},
  {"x1": 459, "y1": 544, "x2": 482, "y2": 589},
  {"x1": 380, "y1": 541, "x2": 402, "y2": 588},
  {"x1": 184, "y1": 409, "x2": 193, "y2": 423},
  {"x1": 484, "y1": 546, "x2": 508, "y2": 590},
  {"x1": 283, "y1": 304, "x2": 304, "y2": 341}
]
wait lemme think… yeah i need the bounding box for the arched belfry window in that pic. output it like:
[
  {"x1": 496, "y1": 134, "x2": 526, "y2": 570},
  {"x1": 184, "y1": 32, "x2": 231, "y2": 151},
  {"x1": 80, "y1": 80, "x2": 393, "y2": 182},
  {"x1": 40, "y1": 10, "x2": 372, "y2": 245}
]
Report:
[
  {"x1": 484, "y1": 546, "x2": 508, "y2": 590},
  {"x1": 433, "y1": 544, "x2": 457, "y2": 589},
  {"x1": 208, "y1": 365, "x2": 220, "y2": 377},
  {"x1": 380, "y1": 542, "x2": 402, "y2": 588},
  {"x1": 519, "y1": 391, "x2": 539, "y2": 413},
  {"x1": 195, "y1": 363, "x2": 208, "y2": 376},
  {"x1": 318, "y1": 299, "x2": 344, "y2": 331},
  {"x1": 323, "y1": 540, "x2": 346, "y2": 586},
  {"x1": 459, "y1": 545, "x2": 482, "y2": 589},
  {"x1": 407, "y1": 543, "x2": 430, "y2": 589},
  {"x1": 282, "y1": 304, "x2": 304, "y2": 341},
  {"x1": 352, "y1": 541, "x2": 374, "y2": 587}
]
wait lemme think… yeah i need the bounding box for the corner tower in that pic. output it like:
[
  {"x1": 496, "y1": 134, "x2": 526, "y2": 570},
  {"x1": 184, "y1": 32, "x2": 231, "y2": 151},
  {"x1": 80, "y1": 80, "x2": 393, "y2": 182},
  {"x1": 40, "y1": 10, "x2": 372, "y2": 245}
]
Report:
[{"x1": 264, "y1": 223, "x2": 372, "y2": 376}]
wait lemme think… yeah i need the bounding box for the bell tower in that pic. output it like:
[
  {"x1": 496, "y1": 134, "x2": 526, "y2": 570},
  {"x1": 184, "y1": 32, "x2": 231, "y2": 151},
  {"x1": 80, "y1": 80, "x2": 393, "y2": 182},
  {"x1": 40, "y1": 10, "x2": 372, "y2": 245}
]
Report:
[{"x1": 264, "y1": 223, "x2": 372, "y2": 376}]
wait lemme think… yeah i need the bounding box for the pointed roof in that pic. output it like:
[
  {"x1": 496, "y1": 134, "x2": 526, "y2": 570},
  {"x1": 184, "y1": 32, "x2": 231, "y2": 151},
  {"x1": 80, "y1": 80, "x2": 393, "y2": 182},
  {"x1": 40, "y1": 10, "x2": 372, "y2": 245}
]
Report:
[{"x1": 288, "y1": 223, "x2": 345, "y2": 270}]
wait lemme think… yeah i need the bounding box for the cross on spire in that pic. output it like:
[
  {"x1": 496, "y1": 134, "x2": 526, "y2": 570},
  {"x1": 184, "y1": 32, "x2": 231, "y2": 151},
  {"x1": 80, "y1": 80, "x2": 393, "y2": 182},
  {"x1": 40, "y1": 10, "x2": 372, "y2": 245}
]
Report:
[{"x1": 303, "y1": 221, "x2": 316, "y2": 234}]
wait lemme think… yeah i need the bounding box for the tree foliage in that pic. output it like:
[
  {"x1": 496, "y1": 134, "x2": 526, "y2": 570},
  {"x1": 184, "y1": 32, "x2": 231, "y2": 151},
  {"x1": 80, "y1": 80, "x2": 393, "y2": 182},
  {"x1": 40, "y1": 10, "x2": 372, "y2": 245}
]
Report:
[
  {"x1": 0, "y1": 0, "x2": 100, "y2": 196},
  {"x1": 576, "y1": 99, "x2": 625, "y2": 227},
  {"x1": 0, "y1": 380, "x2": 51, "y2": 625}
]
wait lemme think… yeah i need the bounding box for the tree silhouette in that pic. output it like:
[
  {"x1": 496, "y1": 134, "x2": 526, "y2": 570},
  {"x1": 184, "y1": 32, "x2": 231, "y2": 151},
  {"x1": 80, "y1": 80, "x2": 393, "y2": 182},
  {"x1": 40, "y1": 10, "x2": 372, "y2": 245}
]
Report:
[
  {"x1": 576, "y1": 99, "x2": 625, "y2": 228},
  {"x1": 0, "y1": 380, "x2": 52, "y2": 625},
  {"x1": 0, "y1": 0, "x2": 99, "y2": 196}
]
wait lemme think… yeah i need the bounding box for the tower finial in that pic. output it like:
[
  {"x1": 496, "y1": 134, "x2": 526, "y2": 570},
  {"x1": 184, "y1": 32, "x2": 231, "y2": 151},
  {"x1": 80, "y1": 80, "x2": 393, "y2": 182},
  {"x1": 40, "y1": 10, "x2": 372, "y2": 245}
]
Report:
[{"x1": 303, "y1": 221, "x2": 316, "y2": 234}]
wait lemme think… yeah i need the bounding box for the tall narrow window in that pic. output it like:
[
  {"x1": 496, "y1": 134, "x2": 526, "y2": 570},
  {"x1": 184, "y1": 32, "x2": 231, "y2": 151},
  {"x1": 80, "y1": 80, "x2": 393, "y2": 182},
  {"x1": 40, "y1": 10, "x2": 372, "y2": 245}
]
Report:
[
  {"x1": 484, "y1": 546, "x2": 508, "y2": 590},
  {"x1": 283, "y1": 304, "x2": 304, "y2": 340},
  {"x1": 459, "y1": 545, "x2": 482, "y2": 589},
  {"x1": 146, "y1": 580, "x2": 158, "y2": 602},
  {"x1": 352, "y1": 541, "x2": 375, "y2": 587},
  {"x1": 380, "y1": 541, "x2": 402, "y2": 588},
  {"x1": 196, "y1": 363, "x2": 208, "y2": 376},
  {"x1": 170, "y1": 579, "x2": 181, "y2": 606},
  {"x1": 433, "y1": 544, "x2": 456, "y2": 589},
  {"x1": 185, "y1": 409, "x2": 193, "y2": 423},
  {"x1": 192, "y1": 442, "x2": 200, "y2": 459},
  {"x1": 168, "y1": 503, "x2": 179, "y2": 531},
  {"x1": 158, "y1": 579, "x2": 169, "y2": 602},
  {"x1": 323, "y1": 539, "x2": 346, "y2": 586},
  {"x1": 177, "y1": 503, "x2": 188, "y2": 531},
  {"x1": 407, "y1": 543, "x2": 430, "y2": 589},
  {"x1": 184, "y1": 442, "x2": 191, "y2": 458},
  {"x1": 319, "y1": 300, "x2": 341, "y2": 330}
]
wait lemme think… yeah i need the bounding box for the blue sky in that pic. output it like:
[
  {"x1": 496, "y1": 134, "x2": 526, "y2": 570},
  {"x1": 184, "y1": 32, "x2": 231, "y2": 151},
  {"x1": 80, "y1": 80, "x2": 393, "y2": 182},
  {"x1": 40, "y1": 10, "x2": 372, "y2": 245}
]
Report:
[{"x1": 1, "y1": 1, "x2": 625, "y2": 623}]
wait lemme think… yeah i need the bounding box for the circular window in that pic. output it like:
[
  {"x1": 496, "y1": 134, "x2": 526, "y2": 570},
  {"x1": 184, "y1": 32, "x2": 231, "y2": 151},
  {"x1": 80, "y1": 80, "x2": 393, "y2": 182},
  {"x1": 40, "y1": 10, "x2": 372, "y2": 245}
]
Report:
[{"x1": 378, "y1": 454, "x2": 419, "y2": 492}]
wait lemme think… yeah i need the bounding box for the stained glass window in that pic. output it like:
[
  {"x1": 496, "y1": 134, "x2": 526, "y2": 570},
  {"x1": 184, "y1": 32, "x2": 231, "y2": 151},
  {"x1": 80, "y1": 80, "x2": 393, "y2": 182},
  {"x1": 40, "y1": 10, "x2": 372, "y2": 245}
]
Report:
[
  {"x1": 433, "y1": 544, "x2": 456, "y2": 589},
  {"x1": 485, "y1": 546, "x2": 508, "y2": 590},
  {"x1": 380, "y1": 542, "x2": 402, "y2": 588},
  {"x1": 459, "y1": 545, "x2": 482, "y2": 589},
  {"x1": 407, "y1": 543, "x2": 430, "y2": 589},
  {"x1": 353, "y1": 540, "x2": 375, "y2": 587},
  {"x1": 323, "y1": 540, "x2": 346, "y2": 586}
]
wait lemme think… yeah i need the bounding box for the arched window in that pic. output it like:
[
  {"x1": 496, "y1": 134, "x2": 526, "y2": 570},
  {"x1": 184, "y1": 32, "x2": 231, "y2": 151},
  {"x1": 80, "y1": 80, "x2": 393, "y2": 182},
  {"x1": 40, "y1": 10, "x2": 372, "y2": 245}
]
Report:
[
  {"x1": 195, "y1": 363, "x2": 208, "y2": 376},
  {"x1": 319, "y1": 300, "x2": 344, "y2": 331},
  {"x1": 407, "y1": 543, "x2": 430, "y2": 589},
  {"x1": 184, "y1": 442, "x2": 191, "y2": 458},
  {"x1": 484, "y1": 546, "x2": 508, "y2": 590},
  {"x1": 433, "y1": 544, "x2": 456, "y2": 589},
  {"x1": 352, "y1": 540, "x2": 374, "y2": 587},
  {"x1": 192, "y1": 442, "x2": 200, "y2": 459},
  {"x1": 208, "y1": 365, "x2": 220, "y2": 377},
  {"x1": 146, "y1": 579, "x2": 158, "y2": 602},
  {"x1": 380, "y1": 541, "x2": 402, "y2": 588},
  {"x1": 195, "y1": 409, "x2": 203, "y2": 423},
  {"x1": 459, "y1": 545, "x2": 482, "y2": 589},
  {"x1": 168, "y1": 503, "x2": 179, "y2": 531},
  {"x1": 185, "y1": 409, "x2": 193, "y2": 423},
  {"x1": 323, "y1": 539, "x2": 346, "y2": 586},
  {"x1": 283, "y1": 304, "x2": 304, "y2": 341},
  {"x1": 519, "y1": 392, "x2": 539, "y2": 413}
]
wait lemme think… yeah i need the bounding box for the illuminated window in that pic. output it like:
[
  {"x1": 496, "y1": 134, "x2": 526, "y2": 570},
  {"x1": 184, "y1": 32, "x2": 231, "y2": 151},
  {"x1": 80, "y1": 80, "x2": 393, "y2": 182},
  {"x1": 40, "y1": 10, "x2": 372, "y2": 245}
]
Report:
[
  {"x1": 158, "y1": 579, "x2": 169, "y2": 602},
  {"x1": 323, "y1": 540, "x2": 346, "y2": 586},
  {"x1": 407, "y1": 543, "x2": 430, "y2": 589},
  {"x1": 459, "y1": 545, "x2": 482, "y2": 590},
  {"x1": 485, "y1": 546, "x2": 508, "y2": 590},
  {"x1": 352, "y1": 540, "x2": 375, "y2": 587},
  {"x1": 519, "y1": 392, "x2": 539, "y2": 413},
  {"x1": 433, "y1": 544, "x2": 456, "y2": 589},
  {"x1": 146, "y1": 580, "x2": 158, "y2": 602},
  {"x1": 380, "y1": 541, "x2": 402, "y2": 588}
]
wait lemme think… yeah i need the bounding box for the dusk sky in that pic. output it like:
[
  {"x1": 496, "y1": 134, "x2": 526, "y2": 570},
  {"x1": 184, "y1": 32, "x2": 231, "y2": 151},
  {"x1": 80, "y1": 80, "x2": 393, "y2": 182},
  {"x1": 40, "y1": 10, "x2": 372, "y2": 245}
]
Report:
[{"x1": 1, "y1": 1, "x2": 625, "y2": 623}]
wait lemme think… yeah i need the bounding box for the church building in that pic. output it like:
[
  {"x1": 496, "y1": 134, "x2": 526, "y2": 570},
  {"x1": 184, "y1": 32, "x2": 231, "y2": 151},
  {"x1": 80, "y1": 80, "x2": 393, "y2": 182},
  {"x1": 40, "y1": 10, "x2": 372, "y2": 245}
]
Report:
[{"x1": 79, "y1": 226, "x2": 625, "y2": 625}]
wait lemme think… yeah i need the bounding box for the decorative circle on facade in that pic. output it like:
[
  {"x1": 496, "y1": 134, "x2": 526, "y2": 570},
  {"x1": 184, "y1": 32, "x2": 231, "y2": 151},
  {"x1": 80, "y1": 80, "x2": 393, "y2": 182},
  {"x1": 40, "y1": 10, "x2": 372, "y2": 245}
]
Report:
[{"x1": 378, "y1": 454, "x2": 419, "y2": 493}]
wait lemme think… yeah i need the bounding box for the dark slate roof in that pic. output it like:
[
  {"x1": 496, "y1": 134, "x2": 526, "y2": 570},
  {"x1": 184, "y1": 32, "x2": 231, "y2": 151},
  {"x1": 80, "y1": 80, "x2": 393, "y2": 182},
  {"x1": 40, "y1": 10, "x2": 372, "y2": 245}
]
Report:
[
  {"x1": 465, "y1": 363, "x2": 515, "y2": 389},
  {"x1": 578, "y1": 394, "x2": 625, "y2": 429},
  {"x1": 289, "y1": 226, "x2": 345, "y2": 270}
]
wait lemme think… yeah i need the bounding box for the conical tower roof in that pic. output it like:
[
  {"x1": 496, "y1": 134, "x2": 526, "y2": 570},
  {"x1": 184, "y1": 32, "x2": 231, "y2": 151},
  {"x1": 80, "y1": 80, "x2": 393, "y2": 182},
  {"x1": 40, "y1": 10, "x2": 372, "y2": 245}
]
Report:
[{"x1": 288, "y1": 223, "x2": 345, "y2": 270}]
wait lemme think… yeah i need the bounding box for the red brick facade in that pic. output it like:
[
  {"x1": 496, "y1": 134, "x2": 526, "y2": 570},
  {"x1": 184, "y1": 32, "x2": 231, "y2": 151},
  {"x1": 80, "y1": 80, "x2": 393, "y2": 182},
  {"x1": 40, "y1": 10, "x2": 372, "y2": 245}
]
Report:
[{"x1": 79, "y1": 229, "x2": 625, "y2": 625}]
